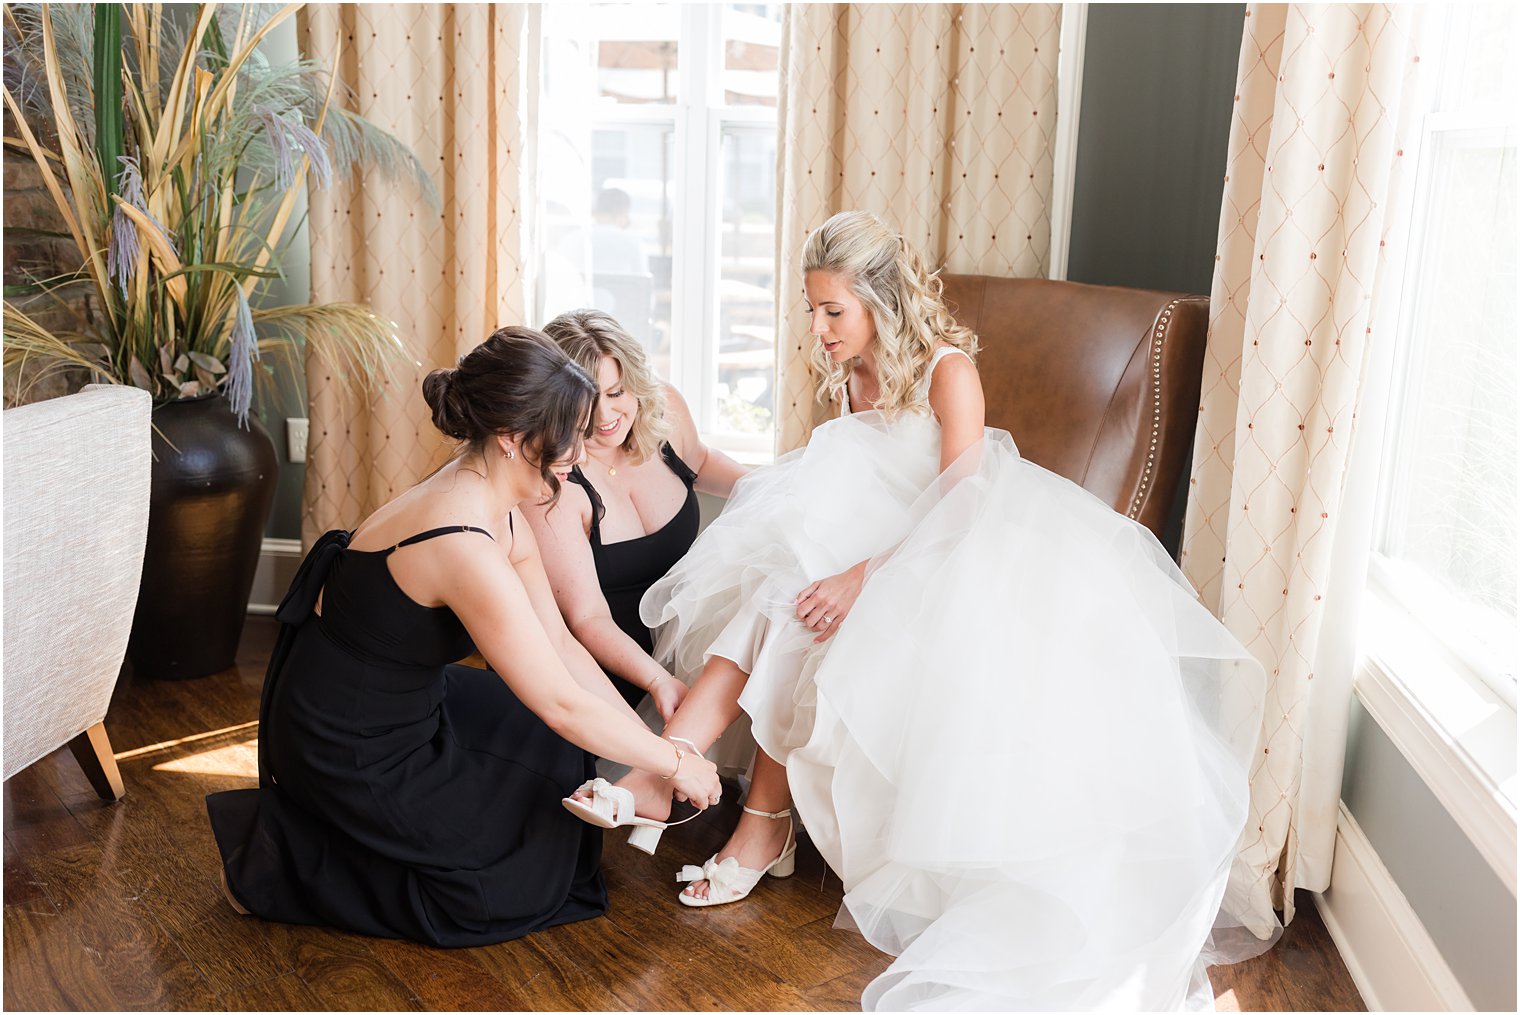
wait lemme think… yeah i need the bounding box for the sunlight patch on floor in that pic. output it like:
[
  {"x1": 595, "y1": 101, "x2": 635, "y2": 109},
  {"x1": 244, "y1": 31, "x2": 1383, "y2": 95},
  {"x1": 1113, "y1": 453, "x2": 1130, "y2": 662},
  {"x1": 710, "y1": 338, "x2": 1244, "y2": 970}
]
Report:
[{"x1": 150, "y1": 737, "x2": 259, "y2": 778}]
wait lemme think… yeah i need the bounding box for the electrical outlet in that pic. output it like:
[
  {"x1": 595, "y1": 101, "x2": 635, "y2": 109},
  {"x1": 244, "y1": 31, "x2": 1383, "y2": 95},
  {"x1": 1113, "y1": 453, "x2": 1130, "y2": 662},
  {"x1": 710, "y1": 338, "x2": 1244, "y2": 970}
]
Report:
[{"x1": 286, "y1": 417, "x2": 309, "y2": 464}]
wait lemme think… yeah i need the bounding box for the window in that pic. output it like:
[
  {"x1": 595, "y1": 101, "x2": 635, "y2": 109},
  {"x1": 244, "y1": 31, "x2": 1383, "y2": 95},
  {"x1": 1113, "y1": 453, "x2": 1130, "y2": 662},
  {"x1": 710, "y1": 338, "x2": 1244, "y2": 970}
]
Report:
[
  {"x1": 534, "y1": 3, "x2": 782, "y2": 458},
  {"x1": 1368, "y1": 3, "x2": 1518, "y2": 708}
]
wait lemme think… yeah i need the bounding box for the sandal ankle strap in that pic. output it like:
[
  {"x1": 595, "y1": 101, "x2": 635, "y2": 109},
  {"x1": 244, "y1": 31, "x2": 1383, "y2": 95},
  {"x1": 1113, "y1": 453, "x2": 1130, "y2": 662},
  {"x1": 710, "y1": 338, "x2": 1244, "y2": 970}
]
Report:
[
  {"x1": 666, "y1": 735, "x2": 703, "y2": 758},
  {"x1": 741, "y1": 805, "x2": 792, "y2": 819}
]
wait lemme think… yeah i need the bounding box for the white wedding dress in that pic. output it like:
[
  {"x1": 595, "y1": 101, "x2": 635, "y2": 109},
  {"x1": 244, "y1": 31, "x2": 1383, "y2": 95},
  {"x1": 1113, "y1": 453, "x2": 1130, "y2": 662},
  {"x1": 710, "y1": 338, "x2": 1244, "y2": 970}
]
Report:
[{"x1": 642, "y1": 348, "x2": 1276, "y2": 1010}]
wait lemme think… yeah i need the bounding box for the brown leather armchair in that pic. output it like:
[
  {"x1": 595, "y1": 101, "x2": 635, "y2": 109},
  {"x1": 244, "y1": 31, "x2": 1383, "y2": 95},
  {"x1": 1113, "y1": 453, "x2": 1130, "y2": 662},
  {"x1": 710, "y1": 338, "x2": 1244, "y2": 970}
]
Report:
[{"x1": 939, "y1": 275, "x2": 1208, "y2": 545}]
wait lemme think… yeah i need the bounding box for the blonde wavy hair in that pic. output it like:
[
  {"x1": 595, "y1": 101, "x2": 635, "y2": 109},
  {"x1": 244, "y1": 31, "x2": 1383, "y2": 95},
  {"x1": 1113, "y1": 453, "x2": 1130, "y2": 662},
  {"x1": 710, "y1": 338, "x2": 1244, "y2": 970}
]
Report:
[
  {"x1": 803, "y1": 211, "x2": 978, "y2": 416},
  {"x1": 541, "y1": 309, "x2": 674, "y2": 465}
]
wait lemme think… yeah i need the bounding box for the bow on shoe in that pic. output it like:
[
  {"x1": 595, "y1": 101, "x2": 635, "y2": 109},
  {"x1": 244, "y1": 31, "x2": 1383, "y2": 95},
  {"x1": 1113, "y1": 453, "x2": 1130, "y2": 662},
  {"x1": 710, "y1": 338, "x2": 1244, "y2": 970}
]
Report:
[
  {"x1": 677, "y1": 855, "x2": 759, "y2": 902},
  {"x1": 566, "y1": 777, "x2": 636, "y2": 825}
]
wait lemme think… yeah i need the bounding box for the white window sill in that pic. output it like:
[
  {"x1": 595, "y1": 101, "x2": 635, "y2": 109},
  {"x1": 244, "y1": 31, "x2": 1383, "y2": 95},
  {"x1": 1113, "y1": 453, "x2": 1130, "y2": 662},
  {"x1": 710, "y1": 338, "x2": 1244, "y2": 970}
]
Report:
[
  {"x1": 1355, "y1": 586, "x2": 1518, "y2": 894},
  {"x1": 701, "y1": 431, "x2": 774, "y2": 467}
]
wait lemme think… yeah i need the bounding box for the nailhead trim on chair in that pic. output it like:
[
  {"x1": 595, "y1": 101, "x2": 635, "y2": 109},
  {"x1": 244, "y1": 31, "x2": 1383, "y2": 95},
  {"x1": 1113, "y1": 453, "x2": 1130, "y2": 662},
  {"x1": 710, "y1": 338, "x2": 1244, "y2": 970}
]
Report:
[{"x1": 1126, "y1": 299, "x2": 1181, "y2": 521}]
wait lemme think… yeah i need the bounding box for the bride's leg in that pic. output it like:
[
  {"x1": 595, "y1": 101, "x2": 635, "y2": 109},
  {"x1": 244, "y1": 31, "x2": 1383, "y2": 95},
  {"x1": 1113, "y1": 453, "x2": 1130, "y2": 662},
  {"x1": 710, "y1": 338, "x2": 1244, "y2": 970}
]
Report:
[
  {"x1": 664, "y1": 654, "x2": 751, "y2": 753},
  {"x1": 682, "y1": 748, "x2": 793, "y2": 902},
  {"x1": 582, "y1": 654, "x2": 753, "y2": 821}
]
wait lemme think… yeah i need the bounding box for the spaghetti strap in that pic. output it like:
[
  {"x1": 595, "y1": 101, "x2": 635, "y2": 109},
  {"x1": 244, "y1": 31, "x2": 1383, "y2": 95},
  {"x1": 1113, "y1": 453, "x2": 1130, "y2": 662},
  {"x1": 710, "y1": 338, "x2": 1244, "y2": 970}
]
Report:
[{"x1": 392, "y1": 525, "x2": 495, "y2": 551}]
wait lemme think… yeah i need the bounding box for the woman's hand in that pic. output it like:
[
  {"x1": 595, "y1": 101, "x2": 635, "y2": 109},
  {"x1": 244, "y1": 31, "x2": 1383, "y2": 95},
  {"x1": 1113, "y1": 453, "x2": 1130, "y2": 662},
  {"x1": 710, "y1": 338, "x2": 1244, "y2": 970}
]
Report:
[
  {"x1": 648, "y1": 673, "x2": 687, "y2": 723},
  {"x1": 668, "y1": 746, "x2": 721, "y2": 809},
  {"x1": 796, "y1": 561, "x2": 867, "y2": 643}
]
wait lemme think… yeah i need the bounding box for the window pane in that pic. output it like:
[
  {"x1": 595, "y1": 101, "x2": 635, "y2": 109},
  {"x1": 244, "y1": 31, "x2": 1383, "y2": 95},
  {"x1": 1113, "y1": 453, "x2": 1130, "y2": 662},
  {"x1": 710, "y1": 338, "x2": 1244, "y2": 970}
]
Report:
[
  {"x1": 723, "y1": 5, "x2": 782, "y2": 107},
  {"x1": 539, "y1": 125, "x2": 676, "y2": 381},
  {"x1": 538, "y1": 6, "x2": 781, "y2": 449},
  {"x1": 1443, "y1": 4, "x2": 1519, "y2": 116},
  {"x1": 594, "y1": 3, "x2": 679, "y2": 105},
  {"x1": 714, "y1": 125, "x2": 779, "y2": 437},
  {"x1": 1378, "y1": 132, "x2": 1518, "y2": 682}
]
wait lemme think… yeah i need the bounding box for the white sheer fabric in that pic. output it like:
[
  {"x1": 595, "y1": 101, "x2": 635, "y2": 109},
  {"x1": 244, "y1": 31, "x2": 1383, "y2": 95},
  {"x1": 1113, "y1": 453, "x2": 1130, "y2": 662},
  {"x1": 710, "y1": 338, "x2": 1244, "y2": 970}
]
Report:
[{"x1": 643, "y1": 362, "x2": 1277, "y2": 1009}]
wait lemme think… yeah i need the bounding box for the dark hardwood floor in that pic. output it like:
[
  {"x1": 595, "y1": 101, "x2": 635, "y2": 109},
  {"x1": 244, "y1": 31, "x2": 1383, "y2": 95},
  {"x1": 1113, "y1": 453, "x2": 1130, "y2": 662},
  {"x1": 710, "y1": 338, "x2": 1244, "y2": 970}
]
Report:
[{"x1": 3, "y1": 617, "x2": 1364, "y2": 1011}]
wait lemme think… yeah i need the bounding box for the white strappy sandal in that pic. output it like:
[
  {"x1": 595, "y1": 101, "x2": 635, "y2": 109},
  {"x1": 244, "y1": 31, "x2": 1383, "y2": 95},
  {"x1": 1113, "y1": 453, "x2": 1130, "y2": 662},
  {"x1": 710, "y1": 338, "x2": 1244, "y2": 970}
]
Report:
[
  {"x1": 561, "y1": 738, "x2": 704, "y2": 855},
  {"x1": 676, "y1": 805, "x2": 797, "y2": 907}
]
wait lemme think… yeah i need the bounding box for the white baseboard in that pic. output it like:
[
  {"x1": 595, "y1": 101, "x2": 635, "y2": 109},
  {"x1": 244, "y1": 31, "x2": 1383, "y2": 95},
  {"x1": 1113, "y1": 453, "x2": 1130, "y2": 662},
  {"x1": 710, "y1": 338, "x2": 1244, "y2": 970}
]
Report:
[
  {"x1": 249, "y1": 537, "x2": 303, "y2": 615},
  {"x1": 1314, "y1": 804, "x2": 1475, "y2": 1012}
]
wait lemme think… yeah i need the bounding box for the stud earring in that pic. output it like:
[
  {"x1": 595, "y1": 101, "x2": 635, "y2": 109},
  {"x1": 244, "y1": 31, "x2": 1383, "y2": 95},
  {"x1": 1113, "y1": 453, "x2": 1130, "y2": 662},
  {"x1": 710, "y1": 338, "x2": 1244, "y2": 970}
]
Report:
[{"x1": 503, "y1": 449, "x2": 515, "y2": 460}]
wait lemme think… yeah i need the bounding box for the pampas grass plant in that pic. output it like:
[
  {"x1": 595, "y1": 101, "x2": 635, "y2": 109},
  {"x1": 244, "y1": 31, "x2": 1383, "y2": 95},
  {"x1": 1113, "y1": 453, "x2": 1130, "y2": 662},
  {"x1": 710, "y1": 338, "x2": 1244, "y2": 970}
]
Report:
[{"x1": 2, "y1": 3, "x2": 434, "y2": 424}]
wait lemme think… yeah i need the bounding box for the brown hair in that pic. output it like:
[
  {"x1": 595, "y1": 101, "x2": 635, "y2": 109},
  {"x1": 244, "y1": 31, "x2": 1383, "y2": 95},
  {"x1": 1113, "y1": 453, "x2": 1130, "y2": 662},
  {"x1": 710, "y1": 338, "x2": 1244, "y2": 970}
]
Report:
[
  {"x1": 422, "y1": 325, "x2": 597, "y2": 502},
  {"x1": 541, "y1": 309, "x2": 673, "y2": 465}
]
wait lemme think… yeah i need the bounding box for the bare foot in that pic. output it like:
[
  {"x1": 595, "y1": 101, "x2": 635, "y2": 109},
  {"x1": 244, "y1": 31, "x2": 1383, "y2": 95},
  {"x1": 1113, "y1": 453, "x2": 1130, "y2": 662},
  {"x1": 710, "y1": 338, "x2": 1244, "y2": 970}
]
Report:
[
  {"x1": 682, "y1": 809, "x2": 793, "y2": 901},
  {"x1": 220, "y1": 869, "x2": 250, "y2": 916}
]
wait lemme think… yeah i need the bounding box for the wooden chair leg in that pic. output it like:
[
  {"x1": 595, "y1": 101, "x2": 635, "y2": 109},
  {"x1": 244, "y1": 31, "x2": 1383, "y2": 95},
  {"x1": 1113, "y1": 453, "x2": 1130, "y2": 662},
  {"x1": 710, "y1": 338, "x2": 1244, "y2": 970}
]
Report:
[{"x1": 67, "y1": 721, "x2": 125, "y2": 801}]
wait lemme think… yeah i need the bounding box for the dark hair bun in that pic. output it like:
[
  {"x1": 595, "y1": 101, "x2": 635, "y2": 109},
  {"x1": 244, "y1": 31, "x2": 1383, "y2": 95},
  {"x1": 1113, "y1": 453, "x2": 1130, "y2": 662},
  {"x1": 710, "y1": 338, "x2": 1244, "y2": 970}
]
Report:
[
  {"x1": 420, "y1": 327, "x2": 598, "y2": 506},
  {"x1": 422, "y1": 367, "x2": 473, "y2": 441}
]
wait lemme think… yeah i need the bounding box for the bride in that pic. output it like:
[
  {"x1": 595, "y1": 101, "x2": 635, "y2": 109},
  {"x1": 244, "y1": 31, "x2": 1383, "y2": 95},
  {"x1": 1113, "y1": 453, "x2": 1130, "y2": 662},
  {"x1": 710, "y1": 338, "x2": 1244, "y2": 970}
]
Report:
[{"x1": 566, "y1": 210, "x2": 1277, "y2": 1010}]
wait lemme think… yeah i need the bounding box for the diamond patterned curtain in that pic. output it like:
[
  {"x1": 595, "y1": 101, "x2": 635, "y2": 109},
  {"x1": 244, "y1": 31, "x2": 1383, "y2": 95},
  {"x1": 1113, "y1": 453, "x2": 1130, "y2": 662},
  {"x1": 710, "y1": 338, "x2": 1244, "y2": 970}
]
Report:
[
  {"x1": 774, "y1": 3, "x2": 1063, "y2": 452},
  {"x1": 298, "y1": 5, "x2": 535, "y2": 544},
  {"x1": 1181, "y1": 4, "x2": 1429, "y2": 928}
]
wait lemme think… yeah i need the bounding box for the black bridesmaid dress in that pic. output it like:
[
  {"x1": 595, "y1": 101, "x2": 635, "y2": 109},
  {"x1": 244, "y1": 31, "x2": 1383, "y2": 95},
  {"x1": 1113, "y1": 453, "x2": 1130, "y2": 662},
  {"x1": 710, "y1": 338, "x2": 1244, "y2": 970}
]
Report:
[
  {"x1": 205, "y1": 525, "x2": 607, "y2": 947},
  {"x1": 566, "y1": 443, "x2": 699, "y2": 708}
]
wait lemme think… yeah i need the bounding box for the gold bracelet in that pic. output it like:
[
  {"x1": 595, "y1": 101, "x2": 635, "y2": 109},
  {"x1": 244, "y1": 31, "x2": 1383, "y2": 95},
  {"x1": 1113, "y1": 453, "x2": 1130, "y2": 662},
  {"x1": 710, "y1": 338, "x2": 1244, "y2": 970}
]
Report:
[{"x1": 660, "y1": 740, "x2": 685, "y2": 781}]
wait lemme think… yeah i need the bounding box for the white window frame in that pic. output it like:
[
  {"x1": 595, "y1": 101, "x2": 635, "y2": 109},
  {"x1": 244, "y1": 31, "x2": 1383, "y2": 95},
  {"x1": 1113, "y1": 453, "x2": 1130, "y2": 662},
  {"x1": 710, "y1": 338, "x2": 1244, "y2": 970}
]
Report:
[
  {"x1": 683, "y1": 5, "x2": 780, "y2": 460},
  {"x1": 1366, "y1": 122, "x2": 1517, "y2": 709},
  {"x1": 531, "y1": 4, "x2": 779, "y2": 462},
  {"x1": 1345, "y1": 4, "x2": 1518, "y2": 894},
  {"x1": 1047, "y1": 3, "x2": 1087, "y2": 282}
]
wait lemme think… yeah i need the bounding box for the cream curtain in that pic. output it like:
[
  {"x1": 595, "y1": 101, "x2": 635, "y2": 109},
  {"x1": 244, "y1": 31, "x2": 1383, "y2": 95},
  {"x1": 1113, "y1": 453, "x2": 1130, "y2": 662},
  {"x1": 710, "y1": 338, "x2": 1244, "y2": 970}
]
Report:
[
  {"x1": 1181, "y1": 4, "x2": 1428, "y2": 927},
  {"x1": 299, "y1": 5, "x2": 535, "y2": 543},
  {"x1": 773, "y1": 3, "x2": 1063, "y2": 452}
]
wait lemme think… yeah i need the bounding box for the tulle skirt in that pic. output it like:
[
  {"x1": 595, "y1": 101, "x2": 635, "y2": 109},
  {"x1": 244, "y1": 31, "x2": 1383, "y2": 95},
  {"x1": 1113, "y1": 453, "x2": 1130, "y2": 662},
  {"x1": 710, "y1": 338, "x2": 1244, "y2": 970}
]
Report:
[{"x1": 642, "y1": 410, "x2": 1277, "y2": 1011}]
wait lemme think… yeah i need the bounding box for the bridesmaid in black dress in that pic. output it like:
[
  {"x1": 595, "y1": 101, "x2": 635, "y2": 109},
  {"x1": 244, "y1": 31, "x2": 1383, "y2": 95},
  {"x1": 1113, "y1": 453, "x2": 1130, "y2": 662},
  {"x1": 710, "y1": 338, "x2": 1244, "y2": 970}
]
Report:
[
  {"x1": 205, "y1": 327, "x2": 721, "y2": 946},
  {"x1": 524, "y1": 310, "x2": 748, "y2": 721}
]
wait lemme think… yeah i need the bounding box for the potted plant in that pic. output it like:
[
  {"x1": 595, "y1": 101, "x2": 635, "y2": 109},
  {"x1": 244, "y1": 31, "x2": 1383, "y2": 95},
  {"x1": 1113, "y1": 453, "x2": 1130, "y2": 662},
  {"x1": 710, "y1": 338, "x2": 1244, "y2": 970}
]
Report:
[{"x1": 2, "y1": 4, "x2": 432, "y2": 678}]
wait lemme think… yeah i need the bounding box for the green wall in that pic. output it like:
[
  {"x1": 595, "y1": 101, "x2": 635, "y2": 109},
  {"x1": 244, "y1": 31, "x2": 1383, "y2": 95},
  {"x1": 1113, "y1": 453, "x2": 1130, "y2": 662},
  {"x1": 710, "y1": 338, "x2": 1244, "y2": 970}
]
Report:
[
  {"x1": 1065, "y1": 4, "x2": 1245, "y2": 553},
  {"x1": 258, "y1": 16, "x2": 309, "y2": 540},
  {"x1": 1066, "y1": 4, "x2": 1245, "y2": 295}
]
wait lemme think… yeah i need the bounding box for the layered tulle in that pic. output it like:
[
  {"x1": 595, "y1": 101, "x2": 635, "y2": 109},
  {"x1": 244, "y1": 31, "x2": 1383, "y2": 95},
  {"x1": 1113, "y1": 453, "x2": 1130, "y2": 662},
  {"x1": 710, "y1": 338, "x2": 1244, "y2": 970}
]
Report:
[{"x1": 642, "y1": 409, "x2": 1278, "y2": 1011}]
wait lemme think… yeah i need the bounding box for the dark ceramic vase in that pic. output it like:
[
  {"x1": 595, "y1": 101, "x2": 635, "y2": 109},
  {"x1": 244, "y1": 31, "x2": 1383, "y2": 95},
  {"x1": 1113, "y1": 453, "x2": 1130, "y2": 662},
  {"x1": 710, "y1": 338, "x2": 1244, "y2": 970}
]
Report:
[{"x1": 127, "y1": 393, "x2": 278, "y2": 679}]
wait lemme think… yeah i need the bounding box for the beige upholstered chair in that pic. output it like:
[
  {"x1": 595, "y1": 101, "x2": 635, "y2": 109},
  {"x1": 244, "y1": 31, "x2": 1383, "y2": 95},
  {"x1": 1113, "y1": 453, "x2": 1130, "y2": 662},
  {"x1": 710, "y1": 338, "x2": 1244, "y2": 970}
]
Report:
[
  {"x1": 3, "y1": 385, "x2": 152, "y2": 799},
  {"x1": 940, "y1": 275, "x2": 1209, "y2": 542}
]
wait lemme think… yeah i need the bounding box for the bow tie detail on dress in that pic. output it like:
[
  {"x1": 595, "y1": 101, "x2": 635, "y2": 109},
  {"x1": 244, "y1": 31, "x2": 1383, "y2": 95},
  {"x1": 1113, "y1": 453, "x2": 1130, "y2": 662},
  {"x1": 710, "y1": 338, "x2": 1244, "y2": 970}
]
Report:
[
  {"x1": 256, "y1": 528, "x2": 351, "y2": 788},
  {"x1": 275, "y1": 529, "x2": 352, "y2": 626}
]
